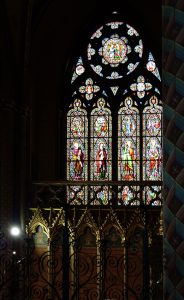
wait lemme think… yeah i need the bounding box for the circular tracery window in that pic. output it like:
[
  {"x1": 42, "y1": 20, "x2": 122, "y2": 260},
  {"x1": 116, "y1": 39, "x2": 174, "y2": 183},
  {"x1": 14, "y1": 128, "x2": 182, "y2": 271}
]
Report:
[
  {"x1": 87, "y1": 22, "x2": 143, "y2": 79},
  {"x1": 103, "y1": 38, "x2": 127, "y2": 64}
]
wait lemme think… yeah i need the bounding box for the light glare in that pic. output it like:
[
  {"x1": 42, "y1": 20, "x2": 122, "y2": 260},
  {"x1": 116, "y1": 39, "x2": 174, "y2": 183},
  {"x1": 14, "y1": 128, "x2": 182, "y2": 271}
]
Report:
[{"x1": 10, "y1": 226, "x2": 21, "y2": 236}]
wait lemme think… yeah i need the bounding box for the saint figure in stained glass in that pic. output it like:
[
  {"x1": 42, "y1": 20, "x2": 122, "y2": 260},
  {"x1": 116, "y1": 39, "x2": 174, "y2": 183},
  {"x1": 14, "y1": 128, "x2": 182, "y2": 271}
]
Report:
[
  {"x1": 147, "y1": 138, "x2": 161, "y2": 180},
  {"x1": 67, "y1": 17, "x2": 162, "y2": 206},
  {"x1": 143, "y1": 96, "x2": 162, "y2": 182},
  {"x1": 67, "y1": 99, "x2": 88, "y2": 182},
  {"x1": 122, "y1": 140, "x2": 135, "y2": 180},
  {"x1": 103, "y1": 38, "x2": 127, "y2": 64},
  {"x1": 123, "y1": 115, "x2": 135, "y2": 135},
  {"x1": 91, "y1": 98, "x2": 112, "y2": 182},
  {"x1": 73, "y1": 142, "x2": 84, "y2": 179},
  {"x1": 71, "y1": 117, "x2": 83, "y2": 137},
  {"x1": 118, "y1": 98, "x2": 139, "y2": 182},
  {"x1": 95, "y1": 115, "x2": 108, "y2": 137},
  {"x1": 96, "y1": 142, "x2": 107, "y2": 179}
]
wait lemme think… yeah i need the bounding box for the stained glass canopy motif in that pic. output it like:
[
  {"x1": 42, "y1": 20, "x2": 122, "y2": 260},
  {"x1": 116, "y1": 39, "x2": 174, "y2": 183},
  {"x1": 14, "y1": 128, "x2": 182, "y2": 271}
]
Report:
[{"x1": 87, "y1": 22, "x2": 143, "y2": 79}]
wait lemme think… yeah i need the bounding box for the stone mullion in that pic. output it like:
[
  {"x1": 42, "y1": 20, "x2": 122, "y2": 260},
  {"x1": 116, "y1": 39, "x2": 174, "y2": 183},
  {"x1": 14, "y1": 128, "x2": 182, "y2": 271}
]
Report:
[
  {"x1": 69, "y1": 231, "x2": 76, "y2": 299},
  {"x1": 122, "y1": 234, "x2": 128, "y2": 300},
  {"x1": 96, "y1": 236, "x2": 103, "y2": 299}
]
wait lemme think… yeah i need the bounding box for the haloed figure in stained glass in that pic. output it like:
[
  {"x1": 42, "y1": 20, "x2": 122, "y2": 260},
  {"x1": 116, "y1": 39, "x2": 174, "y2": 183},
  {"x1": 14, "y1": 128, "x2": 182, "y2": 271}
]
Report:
[
  {"x1": 72, "y1": 117, "x2": 83, "y2": 137},
  {"x1": 124, "y1": 115, "x2": 135, "y2": 135},
  {"x1": 147, "y1": 138, "x2": 161, "y2": 180},
  {"x1": 122, "y1": 140, "x2": 135, "y2": 180},
  {"x1": 95, "y1": 116, "x2": 108, "y2": 137},
  {"x1": 109, "y1": 41, "x2": 122, "y2": 61},
  {"x1": 73, "y1": 141, "x2": 84, "y2": 179},
  {"x1": 96, "y1": 142, "x2": 107, "y2": 179},
  {"x1": 147, "y1": 114, "x2": 161, "y2": 135},
  {"x1": 67, "y1": 20, "x2": 162, "y2": 206}
]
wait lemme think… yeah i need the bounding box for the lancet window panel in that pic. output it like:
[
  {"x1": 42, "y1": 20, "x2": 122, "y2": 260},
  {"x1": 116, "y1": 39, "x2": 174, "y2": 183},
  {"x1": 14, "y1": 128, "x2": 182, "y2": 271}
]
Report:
[
  {"x1": 90, "y1": 98, "x2": 112, "y2": 181},
  {"x1": 67, "y1": 99, "x2": 88, "y2": 181},
  {"x1": 118, "y1": 97, "x2": 140, "y2": 182},
  {"x1": 67, "y1": 99, "x2": 88, "y2": 204},
  {"x1": 142, "y1": 96, "x2": 162, "y2": 182},
  {"x1": 89, "y1": 98, "x2": 112, "y2": 205}
]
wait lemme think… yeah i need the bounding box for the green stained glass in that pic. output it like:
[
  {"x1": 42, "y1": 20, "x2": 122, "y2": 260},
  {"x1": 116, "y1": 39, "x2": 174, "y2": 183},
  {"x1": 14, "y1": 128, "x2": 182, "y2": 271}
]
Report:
[
  {"x1": 143, "y1": 186, "x2": 162, "y2": 206},
  {"x1": 90, "y1": 186, "x2": 111, "y2": 205},
  {"x1": 67, "y1": 18, "x2": 162, "y2": 207},
  {"x1": 118, "y1": 97, "x2": 140, "y2": 181}
]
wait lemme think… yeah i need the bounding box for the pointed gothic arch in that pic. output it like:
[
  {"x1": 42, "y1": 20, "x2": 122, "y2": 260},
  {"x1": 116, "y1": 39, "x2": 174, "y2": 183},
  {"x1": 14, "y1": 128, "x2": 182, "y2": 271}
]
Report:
[{"x1": 65, "y1": 14, "x2": 162, "y2": 207}]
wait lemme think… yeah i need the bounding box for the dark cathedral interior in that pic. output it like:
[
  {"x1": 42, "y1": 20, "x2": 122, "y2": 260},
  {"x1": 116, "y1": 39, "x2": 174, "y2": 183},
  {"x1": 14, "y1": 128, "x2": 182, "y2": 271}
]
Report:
[{"x1": 0, "y1": 0, "x2": 184, "y2": 299}]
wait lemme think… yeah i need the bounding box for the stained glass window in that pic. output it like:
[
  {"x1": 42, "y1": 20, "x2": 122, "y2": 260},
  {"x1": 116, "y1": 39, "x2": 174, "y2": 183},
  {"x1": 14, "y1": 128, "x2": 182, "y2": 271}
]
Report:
[
  {"x1": 66, "y1": 17, "x2": 162, "y2": 206},
  {"x1": 143, "y1": 96, "x2": 162, "y2": 181},
  {"x1": 118, "y1": 97, "x2": 139, "y2": 181},
  {"x1": 67, "y1": 99, "x2": 88, "y2": 181},
  {"x1": 118, "y1": 97, "x2": 140, "y2": 205},
  {"x1": 90, "y1": 98, "x2": 112, "y2": 181},
  {"x1": 67, "y1": 99, "x2": 88, "y2": 204},
  {"x1": 89, "y1": 98, "x2": 112, "y2": 205}
]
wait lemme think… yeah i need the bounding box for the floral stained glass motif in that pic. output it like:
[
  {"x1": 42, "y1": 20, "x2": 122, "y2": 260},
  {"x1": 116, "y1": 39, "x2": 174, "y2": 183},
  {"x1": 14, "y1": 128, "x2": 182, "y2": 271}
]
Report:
[
  {"x1": 143, "y1": 96, "x2": 162, "y2": 181},
  {"x1": 106, "y1": 22, "x2": 123, "y2": 29},
  {"x1": 79, "y1": 78, "x2": 100, "y2": 100},
  {"x1": 118, "y1": 97, "x2": 140, "y2": 181},
  {"x1": 127, "y1": 24, "x2": 139, "y2": 36},
  {"x1": 130, "y1": 76, "x2": 152, "y2": 99},
  {"x1": 67, "y1": 99, "x2": 88, "y2": 181},
  {"x1": 134, "y1": 40, "x2": 143, "y2": 57},
  {"x1": 90, "y1": 98, "x2": 112, "y2": 180},
  {"x1": 90, "y1": 26, "x2": 103, "y2": 39}
]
